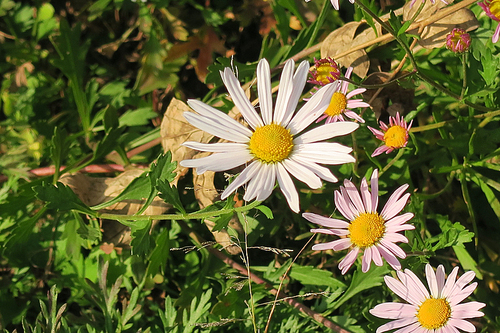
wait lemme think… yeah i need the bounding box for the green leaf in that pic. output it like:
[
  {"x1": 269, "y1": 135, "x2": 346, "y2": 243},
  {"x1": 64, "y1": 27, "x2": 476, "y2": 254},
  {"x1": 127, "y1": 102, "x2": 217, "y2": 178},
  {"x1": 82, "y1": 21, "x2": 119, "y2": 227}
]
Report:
[
  {"x1": 146, "y1": 228, "x2": 170, "y2": 277},
  {"x1": 331, "y1": 264, "x2": 389, "y2": 310},
  {"x1": 33, "y1": 182, "x2": 95, "y2": 215},
  {"x1": 210, "y1": 212, "x2": 234, "y2": 232},
  {"x1": 50, "y1": 127, "x2": 69, "y2": 181},
  {"x1": 255, "y1": 205, "x2": 273, "y2": 219},
  {"x1": 453, "y1": 246, "x2": 483, "y2": 279},
  {"x1": 157, "y1": 179, "x2": 185, "y2": 214},
  {"x1": 427, "y1": 215, "x2": 474, "y2": 251},
  {"x1": 289, "y1": 265, "x2": 346, "y2": 289},
  {"x1": 183, "y1": 289, "x2": 212, "y2": 333},
  {"x1": 130, "y1": 220, "x2": 153, "y2": 257}
]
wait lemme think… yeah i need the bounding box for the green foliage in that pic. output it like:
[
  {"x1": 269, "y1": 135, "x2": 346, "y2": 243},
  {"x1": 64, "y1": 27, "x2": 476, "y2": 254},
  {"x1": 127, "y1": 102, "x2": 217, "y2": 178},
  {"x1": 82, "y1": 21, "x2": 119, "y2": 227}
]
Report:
[{"x1": 1, "y1": 0, "x2": 500, "y2": 332}]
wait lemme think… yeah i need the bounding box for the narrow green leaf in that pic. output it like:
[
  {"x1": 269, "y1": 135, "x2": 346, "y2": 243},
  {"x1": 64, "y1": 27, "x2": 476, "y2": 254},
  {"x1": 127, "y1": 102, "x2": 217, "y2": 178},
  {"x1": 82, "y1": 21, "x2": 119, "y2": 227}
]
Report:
[
  {"x1": 290, "y1": 265, "x2": 346, "y2": 289},
  {"x1": 210, "y1": 212, "x2": 234, "y2": 232},
  {"x1": 147, "y1": 228, "x2": 170, "y2": 277},
  {"x1": 255, "y1": 205, "x2": 273, "y2": 219}
]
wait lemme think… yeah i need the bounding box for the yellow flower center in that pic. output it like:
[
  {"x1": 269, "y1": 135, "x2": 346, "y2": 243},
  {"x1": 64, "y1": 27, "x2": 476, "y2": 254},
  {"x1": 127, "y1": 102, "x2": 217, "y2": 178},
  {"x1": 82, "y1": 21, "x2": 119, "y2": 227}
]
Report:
[
  {"x1": 249, "y1": 123, "x2": 294, "y2": 163},
  {"x1": 315, "y1": 63, "x2": 340, "y2": 85},
  {"x1": 417, "y1": 298, "x2": 451, "y2": 329},
  {"x1": 383, "y1": 125, "x2": 408, "y2": 149},
  {"x1": 490, "y1": 0, "x2": 500, "y2": 19},
  {"x1": 348, "y1": 212, "x2": 386, "y2": 248},
  {"x1": 324, "y1": 92, "x2": 347, "y2": 117}
]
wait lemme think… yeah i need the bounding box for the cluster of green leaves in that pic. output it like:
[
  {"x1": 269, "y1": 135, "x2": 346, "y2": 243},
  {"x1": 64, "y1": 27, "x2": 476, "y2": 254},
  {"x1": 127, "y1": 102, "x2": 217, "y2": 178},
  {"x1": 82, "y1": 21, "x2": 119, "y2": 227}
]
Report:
[{"x1": 1, "y1": 0, "x2": 500, "y2": 332}]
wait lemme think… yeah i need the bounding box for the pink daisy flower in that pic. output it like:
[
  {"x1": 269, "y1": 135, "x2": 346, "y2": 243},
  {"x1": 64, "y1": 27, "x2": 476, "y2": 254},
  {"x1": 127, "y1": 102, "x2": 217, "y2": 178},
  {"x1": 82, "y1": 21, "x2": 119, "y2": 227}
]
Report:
[
  {"x1": 316, "y1": 67, "x2": 370, "y2": 124},
  {"x1": 479, "y1": 0, "x2": 500, "y2": 43},
  {"x1": 308, "y1": 57, "x2": 341, "y2": 86},
  {"x1": 446, "y1": 28, "x2": 471, "y2": 53},
  {"x1": 368, "y1": 112, "x2": 413, "y2": 157},
  {"x1": 303, "y1": 169, "x2": 415, "y2": 274},
  {"x1": 370, "y1": 264, "x2": 486, "y2": 333}
]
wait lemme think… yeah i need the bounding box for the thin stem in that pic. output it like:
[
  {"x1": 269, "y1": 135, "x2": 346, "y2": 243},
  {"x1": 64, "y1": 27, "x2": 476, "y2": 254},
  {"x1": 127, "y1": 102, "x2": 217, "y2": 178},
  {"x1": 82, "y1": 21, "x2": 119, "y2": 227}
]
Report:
[
  {"x1": 98, "y1": 199, "x2": 262, "y2": 222},
  {"x1": 460, "y1": 52, "x2": 468, "y2": 101},
  {"x1": 380, "y1": 148, "x2": 406, "y2": 176}
]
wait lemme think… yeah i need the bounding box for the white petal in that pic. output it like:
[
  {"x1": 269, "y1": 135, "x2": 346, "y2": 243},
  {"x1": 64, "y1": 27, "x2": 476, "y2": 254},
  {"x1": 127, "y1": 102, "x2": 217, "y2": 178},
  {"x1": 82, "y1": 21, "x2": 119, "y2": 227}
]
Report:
[
  {"x1": 287, "y1": 83, "x2": 337, "y2": 134},
  {"x1": 183, "y1": 141, "x2": 248, "y2": 153},
  {"x1": 257, "y1": 59, "x2": 273, "y2": 125},
  {"x1": 371, "y1": 169, "x2": 379, "y2": 212},
  {"x1": 280, "y1": 60, "x2": 310, "y2": 127},
  {"x1": 294, "y1": 144, "x2": 355, "y2": 165},
  {"x1": 221, "y1": 67, "x2": 263, "y2": 129},
  {"x1": 183, "y1": 111, "x2": 250, "y2": 143},
  {"x1": 276, "y1": 162, "x2": 300, "y2": 212},
  {"x1": 426, "y1": 264, "x2": 439, "y2": 298},
  {"x1": 220, "y1": 161, "x2": 261, "y2": 199},
  {"x1": 281, "y1": 158, "x2": 322, "y2": 189},
  {"x1": 294, "y1": 121, "x2": 359, "y2": 144},
  {"x1": 302, "y1": 212, "x2": 350, "y2": 229},
  {"x1": 274, "y1": 59, "x2": 295, "y2": 125},
  {"x1": 180, "y1": 151, "x2": 252, "y2": 174},
  {"x1": 290, "y1": 156, "x2": 338, "y2": 183},
  {"x1": 187, "y1": 99, "x2": 253, "y2": 138},
  {"x1": 244, "y1": 163, "x2": 276, "y2": 202}
]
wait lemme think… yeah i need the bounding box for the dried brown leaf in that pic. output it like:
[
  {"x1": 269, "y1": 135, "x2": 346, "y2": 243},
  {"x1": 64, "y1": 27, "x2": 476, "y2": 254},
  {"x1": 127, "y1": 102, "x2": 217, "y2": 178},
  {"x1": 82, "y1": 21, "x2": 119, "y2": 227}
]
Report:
[
  {"x1": 321, "y1": 21, "x2": 371, "y2": 78},
  {"x1": 160, "y1": 98, "x2": 213, "y2": 184}
]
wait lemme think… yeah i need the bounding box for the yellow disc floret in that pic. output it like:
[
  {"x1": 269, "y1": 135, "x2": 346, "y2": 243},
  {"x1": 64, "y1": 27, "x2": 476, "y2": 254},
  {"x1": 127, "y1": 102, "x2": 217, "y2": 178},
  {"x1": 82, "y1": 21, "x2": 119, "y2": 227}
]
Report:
[
  {"x1": 324, "y1": 92, "x2": 347, "y2": 117},
  {"x1": 249, "y1": 123, "x2": 294, "y2": 164},
  {"x1": 315, "y1": 63, "x2": 341, "y2": 85},
  {"x1": 417, "y1": 298, "x2": 451, "y2": 329},
  {"x1": 348, "y1": 212, "x2": 386, "y2": 248},
  {"x1": 490, "y1": 0, "x2": 500, "y2": 19},
  {"x1": 383, "y1": 125, "x2": 408, "y2": 149}
]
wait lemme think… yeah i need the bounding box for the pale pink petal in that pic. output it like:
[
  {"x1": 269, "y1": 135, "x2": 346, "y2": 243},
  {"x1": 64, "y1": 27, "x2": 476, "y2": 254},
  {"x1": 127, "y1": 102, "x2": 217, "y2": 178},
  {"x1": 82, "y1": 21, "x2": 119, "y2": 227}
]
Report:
[
  {"x1": 392, "y1": 321, "x2": 423, "y2": 333},
  {"x1": 362, "y1": 247, "x2": 373, "y2": 272},
  {"x1": 447, "y1": 318, "x2": 476, "y2": 332},
  {"x1": 435, "y1": 265, "x2": 446, "y2": 297},
  {"x1": 384, "y1": 275, "x2": 419, "y2": 305},
  {"x1": 380, "y1": 238, "x2": 407, "y2": 258},
  {"x1": 310, "y1": 228, "x2": 349, "y2": 236},
  {"x1": 385, "y1": 213, "x2": 415, "y2": 226},
  {"x1": 360, "y1": 176, "x2": 372, "y2": 212},
  {"x1": 426, "y1": 264, "x2": 439, "y2": 298},
  {"x1": 373, "y1": 317, "x2": 418, "y2": 333},
  {"x1": 453, "y1": 301, "x2": 486, "y2": 313},
  {"x1": 302, "y1": 213, "x2": 350, "y2": 229},
  {"x1": 404, "y1": 268, "x2": 430, "y2": 301},
  {"x1": 369, "y1": 302, "x2": 416, "y2": 319},
  {"x1": 339, "y1": 247, "x2": 360, "y2": 274},
  {"x1": 448, "y1": 283, "x2": 477, "y2": 306},
  {"x1": 343, "y1": 178, "x2": 366, "y2": 213},
  {"x1": 343, "y1": 110, "x2": 365, "y2": 123},
  {"x1": 312, "y1": 238, "x2": 352, "y2": 251},
  {"x1": 493, "y1": 23, "x2": 500, "y2": 43},
  {"x1": 371, "y1": 245, "x2": 384, "y2": 266},
  {"x1": 386, "y1": 224, "x2": 416, "y2": 233},
  {"x1": 346, "y1": 87, "x2": 367, "y2": 99},
  {"x1": 371, "y1": 169, "x2": 379, "y2": 211},
  {"x1": 441, "y1": 266, "x2": 460, "y2": 298},
  {"x1": 377, "y1": 244, "x2": 402, "y2": 271},
  {"x1": 335, "y1": 190, "x2": 356, "y2": 221},
  {"x1": 384, "y1": 232, "x2": 409, "y2": 244}
]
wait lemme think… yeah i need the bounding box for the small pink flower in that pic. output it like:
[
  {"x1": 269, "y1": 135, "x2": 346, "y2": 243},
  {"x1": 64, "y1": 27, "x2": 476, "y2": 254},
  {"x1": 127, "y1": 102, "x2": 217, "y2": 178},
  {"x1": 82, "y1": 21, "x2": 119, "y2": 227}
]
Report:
[
  {"x1": 370, "y1": 264, "x2": 486, "y2": 333},
  {"x1": 479, "y1": 0, "x2": 500, "y2": 43},
  {"x1": 308, "y1": 57, "x2": 341, "y2": 86},
  {"x1": 303, "y1": 169, "x2": 415, "y2": 274},
  {"x1": 368, "y1": 112, "x2": 413, "y2": 157},
  {"x1": 446, "y1": 28, "x2": 471, "y2": 53},
  {"x1": 316, "y1": 67, "x2": 370, "y2": 124}
]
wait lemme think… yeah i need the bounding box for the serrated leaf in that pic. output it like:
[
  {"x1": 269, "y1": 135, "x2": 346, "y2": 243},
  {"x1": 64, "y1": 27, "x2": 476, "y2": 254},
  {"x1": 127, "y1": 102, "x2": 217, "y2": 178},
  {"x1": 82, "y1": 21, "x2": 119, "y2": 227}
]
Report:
[
  {"x1": 146, "y1": 228, "x2": 170, "y2": 277},
  {"x1": 33, "y1": 182, "x2": 95, "y2": 215},
  {"x1": 210, "y1": 212, "x2": 234, "y2": 232},
  {"x1": 428, "y1": 214, "x2": 474, "y2": 251},
  {"x1": 130, "y1": 220, "x2": 153, "y2": 257},
  {"x1": 157, "y1": 179, "x2": 185, "y2": 214}
]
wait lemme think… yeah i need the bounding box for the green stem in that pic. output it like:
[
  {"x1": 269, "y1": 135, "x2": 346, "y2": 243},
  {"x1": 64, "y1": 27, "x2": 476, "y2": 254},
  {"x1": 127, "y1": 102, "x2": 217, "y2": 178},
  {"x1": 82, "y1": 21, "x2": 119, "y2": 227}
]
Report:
[
  {"x1": 98, "y1": 199, "x2": 262, "y2": 222},
  {"x1": 460, "y1": 52, "x2": 468, "y2": 101},
  {"x1": 380, "y1": 148, "x2": 405, "y2": 176}
]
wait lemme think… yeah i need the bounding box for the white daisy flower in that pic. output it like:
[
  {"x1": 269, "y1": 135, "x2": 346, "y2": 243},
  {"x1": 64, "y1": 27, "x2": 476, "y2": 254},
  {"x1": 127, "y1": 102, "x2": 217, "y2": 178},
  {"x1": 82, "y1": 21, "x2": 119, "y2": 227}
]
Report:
[
  {"x1": 370, "y1": 264, "x2": 486, "y2": 333},
  {"x1": 180, "y1": 58, "x2": 359, "y2": 212}
]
